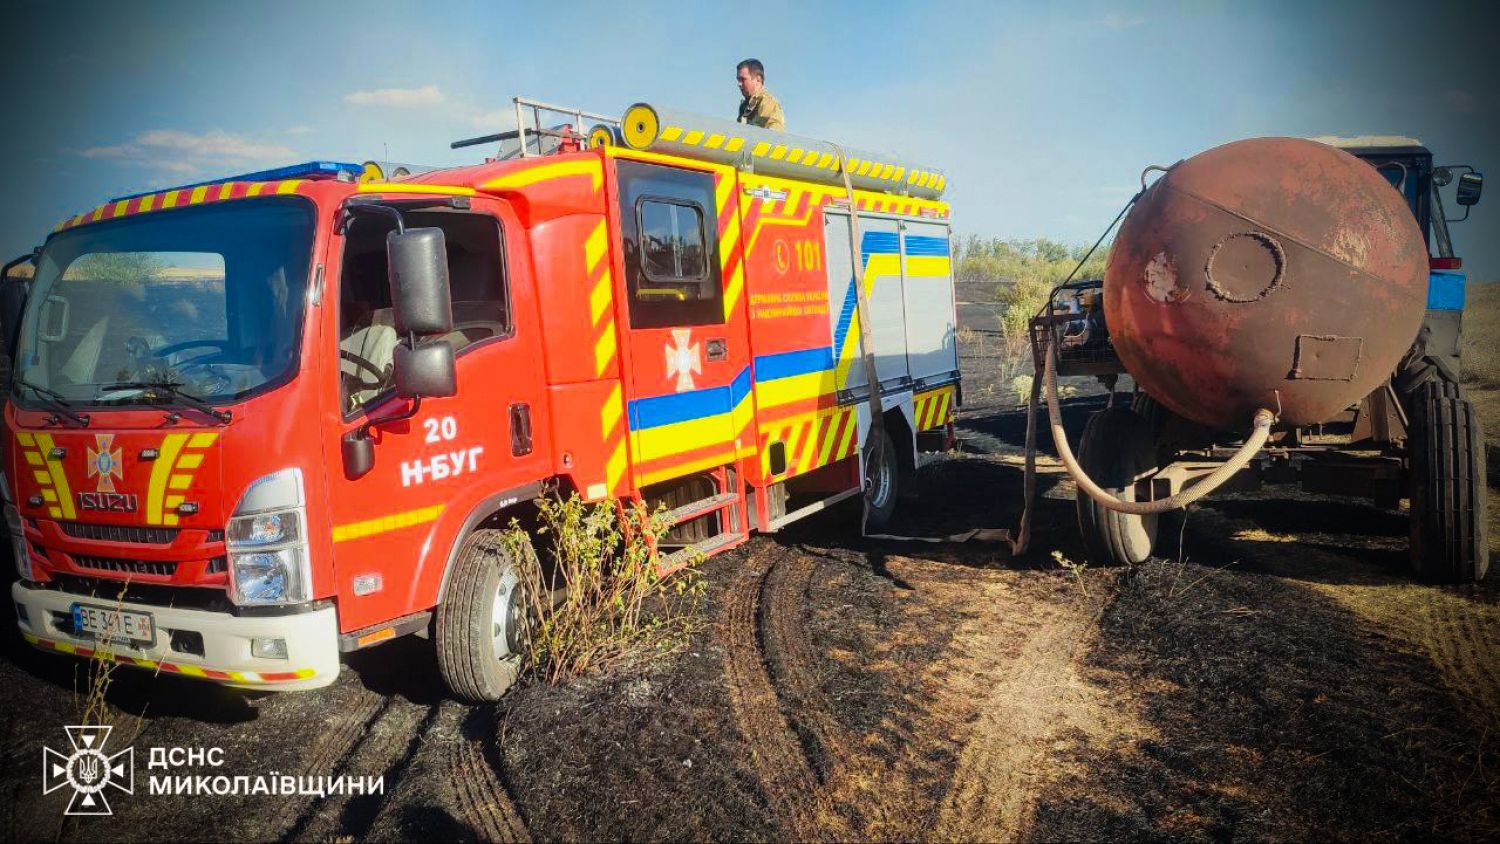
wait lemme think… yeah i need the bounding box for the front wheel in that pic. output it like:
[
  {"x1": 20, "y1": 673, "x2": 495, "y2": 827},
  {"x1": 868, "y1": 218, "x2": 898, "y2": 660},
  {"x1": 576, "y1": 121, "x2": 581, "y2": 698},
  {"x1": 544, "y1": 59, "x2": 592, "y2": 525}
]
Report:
[
  {"x1": 1408, "y1": 380, "x2": 1489, "y2": 583},
  {"x1": 436, "y1": 529, "x2": 532, "y2": 702}
]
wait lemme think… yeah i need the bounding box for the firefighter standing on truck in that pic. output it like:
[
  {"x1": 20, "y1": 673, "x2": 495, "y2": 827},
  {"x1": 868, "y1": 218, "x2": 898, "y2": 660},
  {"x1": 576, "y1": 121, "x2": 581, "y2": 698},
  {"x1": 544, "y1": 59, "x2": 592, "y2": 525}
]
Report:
[{"x1": 735, "y1": 58, "x2": 785, "y2": 131}]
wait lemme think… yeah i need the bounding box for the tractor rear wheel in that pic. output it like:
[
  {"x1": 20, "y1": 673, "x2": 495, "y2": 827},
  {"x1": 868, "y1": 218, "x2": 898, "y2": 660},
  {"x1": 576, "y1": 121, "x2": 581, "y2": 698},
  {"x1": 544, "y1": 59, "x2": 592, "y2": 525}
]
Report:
[
  {"x1": 1408, "y1": 380, "x2": 1489, "y2": 583},
  {"x1": 1075, "y1": 407, "x2": 1159, "y2": 566},
  {"x1": 436, "y1": 529, "x2": 532, "y2": 702}
]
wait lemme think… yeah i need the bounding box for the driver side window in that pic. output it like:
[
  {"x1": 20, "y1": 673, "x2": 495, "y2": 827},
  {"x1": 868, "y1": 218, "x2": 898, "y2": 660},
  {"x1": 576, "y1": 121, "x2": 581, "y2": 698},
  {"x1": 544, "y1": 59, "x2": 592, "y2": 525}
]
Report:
[{"x1": 338, "y1": 209, "x2": 511, "y2": 414}]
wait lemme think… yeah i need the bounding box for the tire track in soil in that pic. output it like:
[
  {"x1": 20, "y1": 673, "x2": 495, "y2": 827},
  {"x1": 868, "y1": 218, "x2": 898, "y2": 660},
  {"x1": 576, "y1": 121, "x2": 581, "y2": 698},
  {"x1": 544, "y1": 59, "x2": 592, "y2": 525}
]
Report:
[
  {"x1": 447, "y1": 732, "x2": 532, "y2": 843},
  {"x1": 933, "y1": 604, "x2": 1101, "y2": 843},
  {"x1": 761, "y1": 555, "x2": 849, "y2": 783},
  {"x1": 720, "y1": 551, "x2": 832, "y2": 841},
  {"x1": 753, "y1": 538, "x2": 1126, "y2": 842},
  {"x1": 283, "y1": 701, "x2": 441, "y2": 842},
  {"x1": 271, "y1": 693, "x2": 391, "y2": 833}
]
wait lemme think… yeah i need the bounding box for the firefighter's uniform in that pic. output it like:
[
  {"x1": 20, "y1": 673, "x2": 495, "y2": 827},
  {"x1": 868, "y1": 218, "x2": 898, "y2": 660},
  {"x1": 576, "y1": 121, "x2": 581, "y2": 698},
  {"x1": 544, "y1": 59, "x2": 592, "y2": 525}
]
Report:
[{"x1": 737, "y1": 90, "x2": 785, "y2": 131}]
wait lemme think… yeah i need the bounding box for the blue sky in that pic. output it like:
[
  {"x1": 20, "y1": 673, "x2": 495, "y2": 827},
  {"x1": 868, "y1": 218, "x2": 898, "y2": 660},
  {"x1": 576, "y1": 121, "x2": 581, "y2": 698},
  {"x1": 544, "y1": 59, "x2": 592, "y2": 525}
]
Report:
[{"x1": 3, "y1": 0, "x2": 1497, "y2": 279}]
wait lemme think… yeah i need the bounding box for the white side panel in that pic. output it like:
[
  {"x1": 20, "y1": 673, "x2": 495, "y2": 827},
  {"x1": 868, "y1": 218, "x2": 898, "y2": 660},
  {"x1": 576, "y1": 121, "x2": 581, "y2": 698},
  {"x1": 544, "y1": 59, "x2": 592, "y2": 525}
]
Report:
[
  {"x1": 823, "y1": 212, "x2": 911, "y2": 393},
  {"x1": 901, "y1": 221, "x2": 958, "y2": 384}
]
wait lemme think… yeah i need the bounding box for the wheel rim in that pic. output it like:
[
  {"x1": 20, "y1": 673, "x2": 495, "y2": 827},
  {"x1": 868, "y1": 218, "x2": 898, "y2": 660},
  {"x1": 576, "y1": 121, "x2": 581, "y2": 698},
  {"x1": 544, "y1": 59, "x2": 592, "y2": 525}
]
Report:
[
  {"x1": 865, "y1": 448, "x2": 893, "y2": 509},
  {"x1": 489, "y1": 568, "x2": 523, "y2": 661}
]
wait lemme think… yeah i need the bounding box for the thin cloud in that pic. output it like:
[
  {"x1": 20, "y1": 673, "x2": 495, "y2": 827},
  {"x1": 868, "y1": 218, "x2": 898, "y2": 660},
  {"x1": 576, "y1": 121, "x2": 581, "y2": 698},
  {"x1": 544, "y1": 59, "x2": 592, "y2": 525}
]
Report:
[
  {"x1": 468, "y1": 109, "x2": 518, "y2": 130},
  {"x1": 284, "y1": 125, "x2": 315, "y2": 136},
  {"x1": 77, "y1": 129, "x2": 297, "y2": 177},
  {"x1": 1098, "y1": 12, "x2": 1144, "y2": 29},
  {"x1": 344, "y1": 85, "x2": 444, "y2": 107}
]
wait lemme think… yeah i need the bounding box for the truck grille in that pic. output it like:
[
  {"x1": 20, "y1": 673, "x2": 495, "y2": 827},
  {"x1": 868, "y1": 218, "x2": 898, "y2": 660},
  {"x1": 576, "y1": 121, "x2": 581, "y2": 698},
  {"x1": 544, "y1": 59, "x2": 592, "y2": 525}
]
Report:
[
  {"x1": 61, "y1": 523, "x2": 179, "y2": 544},
  {"x1": 73, "y1": 556, "x2": 178, "y2": 577}
]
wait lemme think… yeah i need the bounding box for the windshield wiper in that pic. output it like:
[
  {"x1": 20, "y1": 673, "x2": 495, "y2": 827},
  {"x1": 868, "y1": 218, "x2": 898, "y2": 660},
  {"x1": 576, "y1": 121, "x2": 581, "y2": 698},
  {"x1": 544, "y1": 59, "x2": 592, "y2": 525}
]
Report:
[
  {"x1": 14, "y1": 377, "x2": 90, "y2": 427},
  {"x1": 100, "y1": 380, "x2": 232, "y2": 424}
]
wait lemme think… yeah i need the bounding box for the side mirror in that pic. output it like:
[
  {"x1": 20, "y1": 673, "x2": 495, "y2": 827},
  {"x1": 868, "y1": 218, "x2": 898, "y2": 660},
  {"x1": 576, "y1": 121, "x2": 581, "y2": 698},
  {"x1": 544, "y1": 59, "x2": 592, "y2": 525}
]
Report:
[
  {"x1": 1457, "y1": 172, "x2": 1483, "y2": 207},
  {"x1": 387, "y1": 227, "x2": 453, "y2": 335},
  {"x1": 341, "y1": 431, "x2": 376, "y2": 480},
  {"x1": 394, "y1": 340, "x2": 457, "y2": 398}
]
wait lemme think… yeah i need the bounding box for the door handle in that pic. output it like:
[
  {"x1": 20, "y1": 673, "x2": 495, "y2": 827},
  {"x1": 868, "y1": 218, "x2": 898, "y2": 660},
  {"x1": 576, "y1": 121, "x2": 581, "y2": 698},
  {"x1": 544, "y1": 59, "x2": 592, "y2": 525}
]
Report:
[{"x1": 509, "y1": 403, "x2": 533, "y2": 456}]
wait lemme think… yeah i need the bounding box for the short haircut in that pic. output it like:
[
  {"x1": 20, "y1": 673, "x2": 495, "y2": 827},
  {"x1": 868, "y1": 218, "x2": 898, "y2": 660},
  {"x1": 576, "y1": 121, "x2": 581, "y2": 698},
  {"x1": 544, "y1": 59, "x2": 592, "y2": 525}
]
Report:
[{"x1": 737, "y1": 58, "x2": 765, "y2": 80}]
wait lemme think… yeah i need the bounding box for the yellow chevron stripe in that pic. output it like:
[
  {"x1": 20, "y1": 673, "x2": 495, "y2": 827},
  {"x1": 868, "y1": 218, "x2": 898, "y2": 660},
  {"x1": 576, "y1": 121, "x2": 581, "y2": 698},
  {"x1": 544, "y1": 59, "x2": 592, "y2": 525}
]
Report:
[
  {"x1": 605, "y1": 442, "x2": 628, "y2": 493},
  {"x1": 32, "y1": 434, "x2": 75, "y2": 520},
  {"x1": 683, "y1": 129, "x2": 704, "y2": 146},
  {"x1": 585, "y1": 220, "x2": 609, "y2": 271},
  {"x1": 590, "y1": 268, "x2": 613, "y2": 324},
  {"x1": 146, "y1": 433, "x2": 190, "y2": 525},
  {"x1": 594, "y1": 330, "x2": 617, "y2": 377},
  {"x1": 601, "y1": 383, "x2": 624, "y2": 436}
]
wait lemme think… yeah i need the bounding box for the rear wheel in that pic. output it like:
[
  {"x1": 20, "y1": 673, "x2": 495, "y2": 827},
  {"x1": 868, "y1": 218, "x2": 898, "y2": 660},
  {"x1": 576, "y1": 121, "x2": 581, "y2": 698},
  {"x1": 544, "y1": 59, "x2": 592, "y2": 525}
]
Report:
[
  {"x1": 863, "y1": 428, "x2": 899, "y2": 529},
  {"x1": 1408, "y1": 380, "x2": 1489, "y2": 583},
  {"x1": 436, "y1": 529, "x2": 532, "y2": 702},
  {"x1": 1075, "y1": 407, "x2": 1159, "y2": 566}
]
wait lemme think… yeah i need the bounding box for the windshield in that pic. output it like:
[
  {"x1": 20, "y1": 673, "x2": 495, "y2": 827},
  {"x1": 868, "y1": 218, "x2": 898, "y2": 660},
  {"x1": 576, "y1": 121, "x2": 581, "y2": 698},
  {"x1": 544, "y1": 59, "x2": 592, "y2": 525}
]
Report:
[{"x1": 13, "y1": 198, "x2": 315, "y2": 409}]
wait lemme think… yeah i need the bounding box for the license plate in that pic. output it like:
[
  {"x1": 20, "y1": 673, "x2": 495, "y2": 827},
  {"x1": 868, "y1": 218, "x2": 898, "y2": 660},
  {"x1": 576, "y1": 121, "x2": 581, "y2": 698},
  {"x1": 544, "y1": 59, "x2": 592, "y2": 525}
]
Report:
[{"x1": 71, "y1": 603, "x2": 155, "y2": 646}]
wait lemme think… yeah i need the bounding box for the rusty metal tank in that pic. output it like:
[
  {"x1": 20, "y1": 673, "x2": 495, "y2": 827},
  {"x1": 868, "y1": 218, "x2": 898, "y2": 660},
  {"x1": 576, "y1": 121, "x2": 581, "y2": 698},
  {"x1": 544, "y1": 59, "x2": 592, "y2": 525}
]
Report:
[{"x1": 1104, "y1": 137, "x2": 1429, "y2": 431}]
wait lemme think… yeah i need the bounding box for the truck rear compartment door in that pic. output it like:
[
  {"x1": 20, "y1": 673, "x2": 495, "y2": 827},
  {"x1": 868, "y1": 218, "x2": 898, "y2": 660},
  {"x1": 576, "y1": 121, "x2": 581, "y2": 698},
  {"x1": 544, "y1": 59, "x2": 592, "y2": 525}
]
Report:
[
  {"x1": 823, "y1": 212, "x2": 911, "y2": 397},
  {"x1": 900, "y1": 220, "x2": 959, "y2": 386}
]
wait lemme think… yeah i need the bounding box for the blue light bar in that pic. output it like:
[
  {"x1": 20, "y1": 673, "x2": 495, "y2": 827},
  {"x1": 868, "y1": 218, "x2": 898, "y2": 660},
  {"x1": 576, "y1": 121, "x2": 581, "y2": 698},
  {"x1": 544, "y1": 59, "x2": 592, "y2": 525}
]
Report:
[{"x1": 109, "y1": 161, "x2": 366, "y2": 203}]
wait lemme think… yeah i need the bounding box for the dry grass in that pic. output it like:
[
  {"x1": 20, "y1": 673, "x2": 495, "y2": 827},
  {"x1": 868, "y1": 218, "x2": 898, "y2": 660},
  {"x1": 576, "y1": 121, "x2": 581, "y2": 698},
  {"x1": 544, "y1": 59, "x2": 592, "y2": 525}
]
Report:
[{"x1": 504, "y1": 494, "x2": 705, "y2": 686}]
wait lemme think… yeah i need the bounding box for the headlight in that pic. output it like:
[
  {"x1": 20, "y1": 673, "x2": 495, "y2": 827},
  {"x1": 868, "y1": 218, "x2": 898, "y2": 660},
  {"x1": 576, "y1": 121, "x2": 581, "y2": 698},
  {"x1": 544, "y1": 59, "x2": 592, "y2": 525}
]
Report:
[
  {"x1": 11, "y1": 532, "x2": 32, "y2": 581},
  {"x1": 5, "y1": 468, "x2": 28, "y2": 580},
  {"x1": 227, "y1": 510, "x2": 302, "y2": 547},
  {"x1": 229, "y1": 548, "x2": 308, "y2": 605},
  {"x1": 226, "y1": 469, "x2": 312, "y2": 607}
]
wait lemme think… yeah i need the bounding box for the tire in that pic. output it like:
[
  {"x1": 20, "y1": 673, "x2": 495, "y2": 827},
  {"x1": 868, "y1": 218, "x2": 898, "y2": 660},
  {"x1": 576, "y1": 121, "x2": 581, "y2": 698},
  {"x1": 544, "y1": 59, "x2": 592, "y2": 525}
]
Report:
[
  {"x1": 863, "y1": 427, "x2": 899, "y2": 530},
  {"x1": 436, "y1": 528, "x2": 531, "y2": 702},
  {"x1": 1408, "y1": 380, "x2": 1490, "y2": 583},
  {"x1": 1075, "y1": 407, "x2": 1159, "y2": 566}
]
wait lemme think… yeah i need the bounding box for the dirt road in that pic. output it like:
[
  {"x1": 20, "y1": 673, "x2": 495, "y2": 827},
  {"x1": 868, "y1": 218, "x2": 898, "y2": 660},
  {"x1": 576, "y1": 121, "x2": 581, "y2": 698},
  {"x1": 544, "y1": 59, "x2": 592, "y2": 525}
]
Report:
[{"x1": 3, "y1": 370, "x2": 1498, "y2": 840}]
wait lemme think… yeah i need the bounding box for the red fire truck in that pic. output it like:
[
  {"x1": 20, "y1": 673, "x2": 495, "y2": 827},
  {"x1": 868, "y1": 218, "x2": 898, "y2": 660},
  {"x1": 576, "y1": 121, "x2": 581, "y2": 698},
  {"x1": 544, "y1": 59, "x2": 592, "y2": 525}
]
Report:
[{"x1": 4, "y1": 99, "x2": 960, "y2": 701}]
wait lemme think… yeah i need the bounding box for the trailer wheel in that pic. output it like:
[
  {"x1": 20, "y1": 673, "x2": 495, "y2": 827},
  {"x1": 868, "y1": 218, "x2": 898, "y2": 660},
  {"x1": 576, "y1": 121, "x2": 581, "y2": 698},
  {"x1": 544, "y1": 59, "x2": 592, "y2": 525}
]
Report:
[
  {"x1": 1408, "y1": 380, "x2": 1489, "y2": 583},
  {"x1": 436, "y1": 529, "x2": 532, "y2": 702},
  {"x1": 863, "y1": 428, "x2": 899, "y2": 529},
  {"x1": 1075, "y1": 407, "x2": 1159, "y2": 566}
]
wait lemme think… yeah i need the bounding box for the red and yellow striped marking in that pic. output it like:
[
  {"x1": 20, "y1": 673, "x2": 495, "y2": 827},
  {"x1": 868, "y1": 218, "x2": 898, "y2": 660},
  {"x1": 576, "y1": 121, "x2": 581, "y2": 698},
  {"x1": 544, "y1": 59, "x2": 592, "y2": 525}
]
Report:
[
  {"x1": 585, "y1": 220, "x2": 619, "y2": 378},
  {"x1": 22, "y1": 632, "x2": 317, "y2": 684},
  {"x1": 762, "y1": 404, "x2": 859, "y2": 478},
  {"x1": 913, "y1": 385, "x2": 956, "y2": 432},
  {"x1": 601, "y1": 383, "x2": 629, "y2": 496},
  {"x1": 15, "y1": 432, "x2": 74, "y2": 520},
  {"x1": 54, "y1": 179, "x2": 311, "y2": 232}
]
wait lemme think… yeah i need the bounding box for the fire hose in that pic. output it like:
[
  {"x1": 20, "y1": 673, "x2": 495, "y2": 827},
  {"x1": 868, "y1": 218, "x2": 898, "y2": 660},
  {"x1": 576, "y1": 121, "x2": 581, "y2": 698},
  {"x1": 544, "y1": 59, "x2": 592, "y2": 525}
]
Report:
[{"x1": 1043, "y1": 339, "x2": 1276, "y2": 514}]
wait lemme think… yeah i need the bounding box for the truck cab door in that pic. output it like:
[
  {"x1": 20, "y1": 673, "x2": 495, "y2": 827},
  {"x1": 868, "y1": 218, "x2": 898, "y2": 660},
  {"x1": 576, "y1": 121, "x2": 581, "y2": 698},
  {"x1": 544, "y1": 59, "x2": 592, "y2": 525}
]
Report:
[
  {"x1": 320, "y1": 198, "x2": 549, "y2": 634},
  {"x1": 613, "y1": 160, "x2": 752, "y2": 490}
]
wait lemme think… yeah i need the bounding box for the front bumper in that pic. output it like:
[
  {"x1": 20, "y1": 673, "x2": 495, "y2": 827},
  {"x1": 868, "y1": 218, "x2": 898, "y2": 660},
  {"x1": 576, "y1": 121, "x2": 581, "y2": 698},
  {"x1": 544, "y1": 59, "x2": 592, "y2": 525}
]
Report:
[{"x1": 11, "y1": 581, "x2": 340, "y2": 691}]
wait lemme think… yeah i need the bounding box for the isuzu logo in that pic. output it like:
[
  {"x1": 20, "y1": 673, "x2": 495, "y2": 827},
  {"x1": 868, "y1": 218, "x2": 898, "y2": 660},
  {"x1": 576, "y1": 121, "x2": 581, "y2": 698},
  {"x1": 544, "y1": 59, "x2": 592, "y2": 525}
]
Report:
[{"x1": 78, "y1": 492, "x2": 139, "y2": 513}]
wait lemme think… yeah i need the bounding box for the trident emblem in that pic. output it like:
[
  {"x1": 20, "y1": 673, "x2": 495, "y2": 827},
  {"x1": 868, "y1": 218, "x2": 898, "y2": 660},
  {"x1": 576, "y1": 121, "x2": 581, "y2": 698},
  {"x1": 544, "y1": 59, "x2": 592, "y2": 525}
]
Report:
[{"x1": 42, "y1": 725, "x2": 134, "y2": 816}]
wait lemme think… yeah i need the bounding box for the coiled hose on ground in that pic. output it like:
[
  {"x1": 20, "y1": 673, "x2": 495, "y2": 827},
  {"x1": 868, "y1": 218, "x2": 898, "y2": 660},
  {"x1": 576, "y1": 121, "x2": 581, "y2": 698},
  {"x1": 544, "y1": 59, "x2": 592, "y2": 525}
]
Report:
[{"x1": 1043, "y1": 340, "x2": 1276, "y2": 514}]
